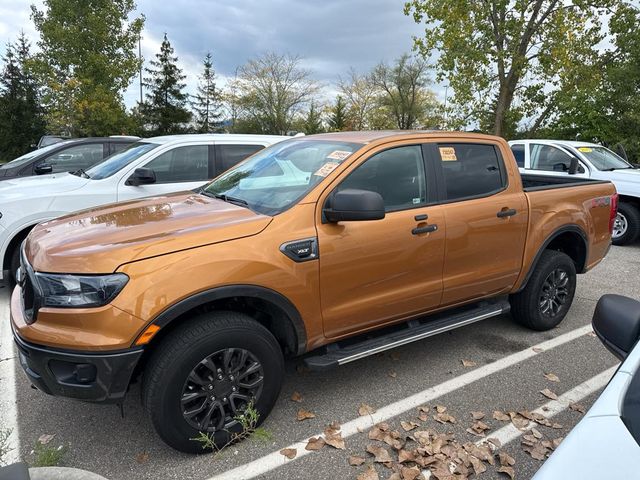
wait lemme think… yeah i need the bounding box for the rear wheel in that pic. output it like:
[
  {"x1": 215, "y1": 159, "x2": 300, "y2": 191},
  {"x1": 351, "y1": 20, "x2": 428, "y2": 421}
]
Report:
[
  {"x1": 142, "y1": 311, "x2": 284, "y2": 453},
  {"x1": 510, "y1": 250, "x2": 576, "y2": 331},
  {"x1": 612, "y1": 202, "x2": 640, "y2": 246}
]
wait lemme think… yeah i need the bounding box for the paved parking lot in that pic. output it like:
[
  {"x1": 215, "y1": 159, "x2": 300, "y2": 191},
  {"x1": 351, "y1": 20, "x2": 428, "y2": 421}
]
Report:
[{"x1": 1, "y1": 244, "x2": 639, "y2": 480}]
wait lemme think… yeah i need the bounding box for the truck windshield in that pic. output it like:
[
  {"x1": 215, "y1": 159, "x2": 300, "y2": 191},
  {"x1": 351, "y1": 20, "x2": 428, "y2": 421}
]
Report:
[
  {"x1": 577, "y1": 146, "x2": 633, "y2": 171},
  {"x1": 203, "y1": 139, "x2": 362, "y2": 216},
  {"x1": 87, "y1": 142, "x2": 159, "y2": 179},
  {"x1": 0, "y1": 141, "x2": 73, "y2": 169}
]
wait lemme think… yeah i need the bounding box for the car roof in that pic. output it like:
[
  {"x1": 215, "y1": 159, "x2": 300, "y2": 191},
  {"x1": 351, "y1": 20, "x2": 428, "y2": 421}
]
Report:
[
  {"x1": 145, "y1": 134, "x2": 291, "y2": 145},
  {"x1": 510, "y1": 139, "x2": 603, "y2": 148},
  {"x1": 300, "y1": 130, "x2": 504, "y2": 144}
]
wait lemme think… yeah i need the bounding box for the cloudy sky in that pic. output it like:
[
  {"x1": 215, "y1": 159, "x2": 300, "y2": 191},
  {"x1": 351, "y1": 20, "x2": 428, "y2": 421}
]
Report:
[{"x1": 0, "y1": 0, "x2": 436, "y2": 107}]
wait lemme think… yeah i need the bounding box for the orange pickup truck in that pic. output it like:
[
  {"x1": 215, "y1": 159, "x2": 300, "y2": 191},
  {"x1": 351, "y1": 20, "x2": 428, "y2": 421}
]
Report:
[{"x1": 11, "y1": 131, "x2": 617, "y2": 452}]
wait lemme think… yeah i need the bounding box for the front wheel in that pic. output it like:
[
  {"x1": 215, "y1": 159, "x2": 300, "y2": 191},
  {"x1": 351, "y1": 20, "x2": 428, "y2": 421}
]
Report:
[
  {"x1": 612, "y1": 202, "x2": 640, "y2": 246},
  {"x1": 142, "y1": 311, "x2": 284, "y2": 453},
  {"x1": 510, "y1": 250, "x2": 577, "y2": 331},
  {"x1": 9, "y1": 246, "x2": 20, "y2": 286}
]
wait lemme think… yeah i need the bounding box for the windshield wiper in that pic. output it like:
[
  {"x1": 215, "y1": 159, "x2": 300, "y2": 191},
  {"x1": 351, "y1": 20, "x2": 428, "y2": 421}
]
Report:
[
  {"x1": 201, "y1": 190, "x2": 250, "y2": 208},
  {"x1": 71, "y1": 168, "x2": 90, "y2": 178}
]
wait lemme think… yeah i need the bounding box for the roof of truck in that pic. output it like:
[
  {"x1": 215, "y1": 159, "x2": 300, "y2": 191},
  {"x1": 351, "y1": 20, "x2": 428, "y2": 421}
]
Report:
[{"x1": 509, "y1": 139, "x2": 602, "y2": 148}]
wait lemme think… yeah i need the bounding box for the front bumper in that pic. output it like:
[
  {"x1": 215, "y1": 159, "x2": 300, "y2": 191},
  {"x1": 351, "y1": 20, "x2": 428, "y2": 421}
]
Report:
[{"x1": 12, "y1": 326, "x2": 143, "y2": 403}]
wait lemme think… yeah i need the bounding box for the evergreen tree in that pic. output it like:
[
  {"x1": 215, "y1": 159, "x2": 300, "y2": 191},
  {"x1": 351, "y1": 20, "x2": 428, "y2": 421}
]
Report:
[
  {"x1": 140, "y1": 33, "x2": 191, "y2": 135},
  {"x1": 0, "y1": 33, "x2": 45, "y2": 161},
  {"x1": 302, "y1": 102, "x2": 324, "y2": 134},
  {"x1": 327, "y1": 95, "x2": 349, "y2": 131},
  {"x1": 193, "y1": 52, "x2": 222, "y2": 133}
]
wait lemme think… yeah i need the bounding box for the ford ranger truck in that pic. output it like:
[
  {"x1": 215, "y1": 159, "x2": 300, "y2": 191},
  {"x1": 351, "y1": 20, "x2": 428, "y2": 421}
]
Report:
[{"x1": 11, "y1": 131, "x2": 617, "y2": 453}]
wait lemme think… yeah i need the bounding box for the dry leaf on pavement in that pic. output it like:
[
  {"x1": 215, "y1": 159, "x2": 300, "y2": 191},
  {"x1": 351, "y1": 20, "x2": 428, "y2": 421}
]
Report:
[
  {"x1": 324, "y1": 431, "x2": 346, "y2": 450},
  {"x1": 366, "y1": 444, "x2": 393, "y2": 463},
  {"x1": 471, "y1": 411, "x2": 485, "y2": 420},
  {"x1": 357, "y1": 465, "x2": 380, "y2": 480},
  {"x1": 401, "y1": 421, "x2": 419, "y2": 432},
  {"x1": 398, "y1": 449, "x2": 416, "y2": 463},
  {"x1": 279, "y1": 448, "x2": 297, "y2": 459},
  {"x1": 497, "y1": 466, "x2": 515, "y2": 479},
  {"x1": 349, "y1": 455, "x2": 366, "y2": 466},
  {"x1": 498, "y1": 452, "x2": 516, "y2": 466},
  {"x1": 509, "y1": 412, "x2": 530, "y2": 429},
  {"x1": 135, "y1": 452, "x2": 149, "y2": 464},
  {"x1": 290, "y1": 391, "x2": 303, "y2": 403},
  {"x1": 388, "y1": 370, "x2": 398, "y2": 378},
  {"x1": 493, "y1": 411, "x2": 510, "y2": 421},
  {"x1": 433, "y1": 412, "x2": 457, "y2": 424},
  {"x1": 531, "y1": 428, "x2": 543, "y2": 439},
  {"x1": 305, "y1": 436, "x2": 325, "y2": 451},
  {"x1": 532, "y1": 347, "x2": 544, "y2": 353},
  {"x1": 435, "y1": 405, "x2": 447, "y2": 413},
  {"x1": 540, "y1": 388, "x2": 558, "y2": 400},
  {"x1": 38, "y1": 434, "x2": 55, "y2": 445},
  {"x1": 401, "y1": 466, "x2": 422, "y2": 480},
  {"x1": 461, "y1": 359, "x2": 477, "y2": 367},
  {"x1": 297, "y1": 409, "x2": 316, "y2": 421},
  {"x1": 544, "y1": 372, "x2": 560, "y2": 382},
  {"x1": 569, "y1": 403, "x2": 586, "y2": 414},
  {"x1": 359, "y1": 403, "x2": 377, "y2": 416}
]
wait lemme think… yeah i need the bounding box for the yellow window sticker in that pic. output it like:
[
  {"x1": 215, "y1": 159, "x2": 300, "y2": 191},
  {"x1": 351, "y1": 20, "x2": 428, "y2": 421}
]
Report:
[
  {"x1": 314, "y1": 162, "x2": 340, "y2": 177},
  {"x1": 578, "y1": 147, "x2": 593, "y2": 153},
  {"x1": 326, "y1": 150, "x2": 352, "y2": 161},
  {"x1": 439, "y1": 147, "x2": 458, "y2": 161}
]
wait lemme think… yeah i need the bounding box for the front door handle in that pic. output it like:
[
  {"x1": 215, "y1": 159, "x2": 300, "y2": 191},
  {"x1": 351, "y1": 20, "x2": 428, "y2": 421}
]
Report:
[
  {"x1": 497, "y1": 208, "x2": 517, "y2": 218},
  {"x1": 412, "y1": 224, "x2": 438, "y2": 235}
]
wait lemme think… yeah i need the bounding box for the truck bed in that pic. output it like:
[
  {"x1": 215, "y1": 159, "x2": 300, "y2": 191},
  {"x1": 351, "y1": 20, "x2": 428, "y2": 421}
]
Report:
[{"x1": 521, "y1": 173, "x2": 610, "y2": 191}]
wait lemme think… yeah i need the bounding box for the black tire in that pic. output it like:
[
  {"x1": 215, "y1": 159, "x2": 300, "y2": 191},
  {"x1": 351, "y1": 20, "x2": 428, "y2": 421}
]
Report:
[
  {"x1": 9, "y1": 246, "x2": 20, "y2": 286},
  {"x1": 510, "y1": 250, "x2": 577, "y2": 331},
  {"x1": 142, "y1": 311, "x2": 284, "y2": 454},
  {"x1": 612, "y1": 202, "x2": 640, "y2": 246}
]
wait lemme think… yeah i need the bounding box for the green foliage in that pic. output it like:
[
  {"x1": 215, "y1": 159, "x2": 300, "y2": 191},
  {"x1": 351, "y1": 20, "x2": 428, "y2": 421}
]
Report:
[
  {"x1": 0, "y1": 33, "x2": 46, "y2": 161},
  {"x1": 32, "y1": 440, "x2": 66, "y2": 467},
  {"x1": 139, "y1": 33, "x2": 192, "y2": 135},
  {"x1": 302, "y1": 102, "x2": 325, "y2": 134},
  {"x1": 193, "y1": 52, "x2": 222, "y2": 133},
  {"x1": 405, "y1": 0, "x2": 619, "y2": 136},
  {"x1": 0, "y1": 428, "x2": 12, "y2": 466},
  {"x1": 31, "y1": 0, "x2": 144, "y2": 136},
  {"x1": 327, "y1": 95, "x2": 350, "y2": 131}
]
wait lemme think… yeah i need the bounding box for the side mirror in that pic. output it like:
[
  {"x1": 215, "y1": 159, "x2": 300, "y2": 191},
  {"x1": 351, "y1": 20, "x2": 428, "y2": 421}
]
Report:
[
  {"x1": 323, "y1": 189, "x2": 385, "y2": 223},
  {"x1": 34, "y1": 163, "x2": 53, "y2": 175},
  {"x1": 592, "y1": 294, "x2": 640, "y2": 360},
  {"x1": 568, "y1": 157, "x2": 579, "y2": 175},
  {"x1": 126, "y1": 167, "x2": 156, "y2": 186}
]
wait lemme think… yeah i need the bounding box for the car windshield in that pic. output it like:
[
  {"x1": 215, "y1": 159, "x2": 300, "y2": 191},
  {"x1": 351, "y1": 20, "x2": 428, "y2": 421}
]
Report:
[
  {"x1": 203, "y1": 139, "x2": 362, "y2": 215},
  {"x1": 0, "y1": 141, "x2": 74, "y2": 169},
  {"x1": 87, "y1": 142, "x2": 159, "y2": 180},
  {"x1": 577, "y1": 146, "x2": 633, "y2": 171}
]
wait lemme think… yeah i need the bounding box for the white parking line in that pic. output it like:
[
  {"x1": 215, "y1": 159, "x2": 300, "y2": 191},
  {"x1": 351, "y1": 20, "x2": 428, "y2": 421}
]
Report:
[
  {"x1": 0, "y1": 289, "x2": 20, "y2": 464},
  {"x1": 476, "y1": 365, "x2": 617, "y2": 448},
  {"x1": 209, "y1": 324, "x2": 594, "y2": 480}
]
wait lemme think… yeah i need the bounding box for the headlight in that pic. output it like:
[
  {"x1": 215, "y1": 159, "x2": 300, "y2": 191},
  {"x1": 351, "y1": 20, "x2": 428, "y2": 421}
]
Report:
[{"x1": 35, "y1": 273, "x2": 129, "y2": 308}]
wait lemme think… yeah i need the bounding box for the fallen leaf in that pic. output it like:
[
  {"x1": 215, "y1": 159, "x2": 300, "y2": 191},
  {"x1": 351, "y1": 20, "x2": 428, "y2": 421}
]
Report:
[
  {"x1": 357, "y1": 465, "x2": 380, "y2": 480},
  {"x1": 388, "y1": 370, "x2": 397, "y2": 378},
  {"x1": 587, "y1": 331, "x2": 597, "y2": 337},
  {"x1": 470, "y1": 420, "x2": 491, "y2": 435},
  {"x1": 544, "y1": 372, "x2": 560, "y2": 382},
  {"x1": 305, "y1": 436, "x2": 325, "y2": 451},
  {"x1": 398, "y1": 449, "x2": 416, "y2": 463},
  {"x1": 552, "y1": 437, "x2": 563, "y2": 449},
  {"x1": 531, "y1": 428, "x2": 543, "y2": 439},
  {"x1": 499, "y1": 452, "x2": 516, "y2": 466},
  {"x1": 493, "y1": 411, "x2": 510, "y2": 422},
  {"x1": 417, "y1": 406, "x2": 429, "y2": 422},
  {"x1": 135, "y1": 452, "x2": 149, "y2": 463},
  {"x1": 497, "y1": 466, "x2": 515, "y2": 479},
  {"x1": 486, "y1": 437, "x2": 502, "y2": 450},
  {"x1": 551, "y1": 422, "x2": 563, "y2": 429},
  {"x1": 471, "y1": 411, "x2": 485, "y2": 420},
  {"x1": 290, "y1": 391, "x2": 303, "y2": 403},
  {"x1": 468, "y1": 454, "x2": 487, "y2": 475},
  {"x1": 38, "y1": 434, "x2": 55, "y2": 445},
  {"x1": 359, "y1": 403, "x2": 377, "y2": 416},
  {"x1": 280, "y1": 448, "x2": 297, "y2": 459},
  {"x1": 509, "y1": 412, "x2": 529, "y2": 429},
  {"x1": 540, "y1": 388, "x2": 558, "y2": 400},
  {"x1": 401, "y1": 421, "x2": 420, "y2": 432},
  {"x1": 526, "y1": 443, "x2": 549, "y2": 460},
  {"x1": 401, "y1": 466, "x2": 422, "y2": 480},
  {"x1": 532, "y1": 347, "x2": 544, "y2": 353},
  {"x1": 435, "y1": 405, "x2": 447, "y2": 413},
  {"x1": 297, "y1": 409, "x2": 316, "y2": 421},
  {"x1": 569, "y1": 403, "x2": 586, "y2": 414},
  {"x1": 433, "y1": 412, "x2": 457, "y2": 424},
  {"x1": 413, "y1": 430, "x2": 431, "y2": 445},
  {"x1": 366, "y1": 444, "x2": 393, "y2": 463},
  {"x1": 324, "y1": 431, "x2": 346, "y2": 450},
  {"x1": 461, "y1": 359, "x2": 477, "y2": 367},
  {"x1": 349, "y1": 455, "x2": 366, "y2": 466}
]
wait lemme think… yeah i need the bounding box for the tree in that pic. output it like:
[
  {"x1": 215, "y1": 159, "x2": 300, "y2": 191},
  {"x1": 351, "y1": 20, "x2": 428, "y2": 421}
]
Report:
[
  {"x1": 233, "y1": 52, "x2": 319, "y2": 134},
  {"x1": 405, "y1": 0, "x2": 620, "y2": 137},
  {"x1": 338, "y1": 68, "x2": 377, "y2": 130},
  {"x1": 371, "y1": 54, "x2": 439, "y2": 129},
  {"x1": 193, "y1": 52, "x2": 222, "y2": 133},
  {"x1": 302, "y1": 102, "x2": 324, "y2": 134},
  {"x1": 0, "y1": 33, "x2": 46, "y2": 161},
  {"x1": 327, "y1": 95, "x2": 350, "y2": 131},
  {"x1": 140, "y1": 33, "x2": 192, "y2": 135},
  {"x1": 31, "y1": 0, "x2": 144, "y2": 136}
]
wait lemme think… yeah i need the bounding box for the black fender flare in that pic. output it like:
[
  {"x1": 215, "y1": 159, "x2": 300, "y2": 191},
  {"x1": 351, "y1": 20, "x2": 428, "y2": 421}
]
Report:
[
  {"x1": 515, "y1": 225, "x2": 589, "y2": 293},
  {"x1": 146, "y1": 284, "x2": 307, "y2": 355}
]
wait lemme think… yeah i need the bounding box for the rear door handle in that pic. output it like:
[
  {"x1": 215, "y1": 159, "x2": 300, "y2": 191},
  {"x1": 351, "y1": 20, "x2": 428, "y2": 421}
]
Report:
[
  {"x1": 497, "y1": 208, "x2": 517, "y2": 218},
  {"x1": 412, "y1": 224, "x2": 438, "y2": 235}
]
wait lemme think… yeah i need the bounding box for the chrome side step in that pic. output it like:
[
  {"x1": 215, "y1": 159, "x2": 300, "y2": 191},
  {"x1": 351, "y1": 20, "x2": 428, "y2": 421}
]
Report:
[{"x1": 304, "y1": 298, "x2": 510, "y2": 371}]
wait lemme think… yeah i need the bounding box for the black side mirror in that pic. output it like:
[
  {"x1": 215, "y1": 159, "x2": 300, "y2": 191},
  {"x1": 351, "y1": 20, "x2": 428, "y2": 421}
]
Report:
[
  {"x1": 323, "y1": 189, "x2": 385, "y2": 223},
  {"x1": 592, "y1": 294, "x2": 640, "y2": 360},
  {"x1": 568, "y1": 157, "x2": 579, "y2": 175},
  {"x1": 34, "y1": 163, "x2": 53, "y2": 175},
  {"x1": 126, "y1": 167, "x2": 156, "y2": 186}
]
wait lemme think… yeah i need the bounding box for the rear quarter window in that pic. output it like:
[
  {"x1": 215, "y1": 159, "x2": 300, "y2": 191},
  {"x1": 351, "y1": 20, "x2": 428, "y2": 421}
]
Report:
[{"x1": 437, "y1": 143, "x2": 506, "y2": 201}]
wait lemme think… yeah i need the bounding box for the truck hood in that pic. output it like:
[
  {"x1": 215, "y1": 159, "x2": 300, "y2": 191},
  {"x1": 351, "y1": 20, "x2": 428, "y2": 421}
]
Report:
[
  {"x1": 0, "y1": 172, "x2": 89, "y2": 198},
  {"x1": 25, "y1": 192, "x2": 272, "y2": 274},
  {"x1": 599, "y1": 168, "x2": 640, "y2": 196}
]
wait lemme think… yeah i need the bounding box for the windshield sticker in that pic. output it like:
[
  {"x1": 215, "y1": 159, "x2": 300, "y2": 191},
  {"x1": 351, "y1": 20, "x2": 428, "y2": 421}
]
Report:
[
  {"x1": 439, "y1": 147, "x2": 458, "y2": 161},
  {"x1": 578, "y1": 147, "x2": 593, "y2": 153},
  {"x1": 326, "y1": 150, "x2": 352, "y2": 161},
  {"x1": 314, "y1": 161, "x2": 341, "y2": 177}
]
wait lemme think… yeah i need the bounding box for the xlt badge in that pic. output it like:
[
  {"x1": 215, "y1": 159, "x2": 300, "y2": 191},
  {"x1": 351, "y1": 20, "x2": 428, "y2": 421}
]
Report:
[{"x1": 280, "y1": 237, "x2": 319, "y2": 262}]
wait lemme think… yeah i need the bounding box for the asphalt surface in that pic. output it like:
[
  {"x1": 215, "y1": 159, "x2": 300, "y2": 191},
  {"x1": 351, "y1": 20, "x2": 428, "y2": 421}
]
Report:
[{"x1": 1, "y1": 243, "x2": 639, "y2": 480}]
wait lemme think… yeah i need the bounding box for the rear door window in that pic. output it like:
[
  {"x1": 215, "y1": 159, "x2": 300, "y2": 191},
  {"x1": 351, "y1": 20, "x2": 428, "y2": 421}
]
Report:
[
  {"x1": 217, "y1": 144, "x2": 265, "y2": 173},
  {"x1": 511, "y1": 143, "x2": 525, "y2": 167},
  {"x1": 143, "y1": 145, "x2": 210, "y2": 183},
  {"x1": 436, "y1": 143, "x2": 505, "y2": 201}
]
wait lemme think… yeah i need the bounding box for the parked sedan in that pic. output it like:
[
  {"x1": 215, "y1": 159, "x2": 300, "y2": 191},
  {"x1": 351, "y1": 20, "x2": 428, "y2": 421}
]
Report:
[
  {"x1": 532, "y1": 294, "x2": 640, "y2": 479},
  {"x1": 0, "y1": 136, "x2": 139, "y2": 181}
]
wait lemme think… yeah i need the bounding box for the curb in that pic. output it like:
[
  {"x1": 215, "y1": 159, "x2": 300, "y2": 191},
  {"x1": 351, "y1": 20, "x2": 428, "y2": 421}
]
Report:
[{"x1": 29, "y1": 467, "x2": 108, "y2": 480}]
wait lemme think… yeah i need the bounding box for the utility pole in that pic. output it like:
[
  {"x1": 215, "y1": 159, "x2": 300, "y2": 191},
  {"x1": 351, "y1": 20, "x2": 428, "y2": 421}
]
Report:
[{"x1": 138, "y1": 34, "x2": 143, "y2": 104}]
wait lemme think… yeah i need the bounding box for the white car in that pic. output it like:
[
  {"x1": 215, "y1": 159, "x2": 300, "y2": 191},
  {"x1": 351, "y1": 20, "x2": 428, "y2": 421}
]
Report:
[
  {"x1": 532, "y1": 293, "x2": 640, "y2": 479},
  {"x1": 509, "y1": 139, "x2": 640, "y2": 245},
  {"x1": 0, "y1": 134, "x2": 289, "y2": 282}
]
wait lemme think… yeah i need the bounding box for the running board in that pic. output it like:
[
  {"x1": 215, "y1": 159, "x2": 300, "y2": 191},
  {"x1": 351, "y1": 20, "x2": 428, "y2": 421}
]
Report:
[{"x1": 304, "y1": 298, "x2": 510, "y2": 371}]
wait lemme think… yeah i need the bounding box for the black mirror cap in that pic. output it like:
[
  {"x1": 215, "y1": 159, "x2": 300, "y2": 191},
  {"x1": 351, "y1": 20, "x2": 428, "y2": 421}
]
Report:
[
  {"x1": 568, "y1": 157, "x2": 579, "y2": 175},
  {"x1": 34, "y1": 163, "x2": 53, "y2": 175},
  {"x1": 592, "y1": 294, "x2": 640, "y2": 360},
  {"x1": 126, "y1": 167, "x2": 156, "y2": 186},
  {"x1": 324, "y1": 189, "x2": 385, "y2": 223}
]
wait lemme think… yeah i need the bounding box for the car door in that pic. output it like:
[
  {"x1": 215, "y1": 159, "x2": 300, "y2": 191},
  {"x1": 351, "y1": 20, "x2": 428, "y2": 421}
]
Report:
[
  {"x1": 429, "y1": 142, "x2": 529, "y2": 306},
  {"x1": 36, "y1": 142, "x2": 106, "y2": 174},
  {"x1": 527, "y1": 143, "x2": 590, "y2": 178},
  {"x1": 317, "y1": 143, "x2": 445, "y2": 339},
  {"x1": 117, "y1": 144, "x2": 213, "y2": 201},
  {"x1": 214, "y1": 143, "x2": 266, "y2": 176}
]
